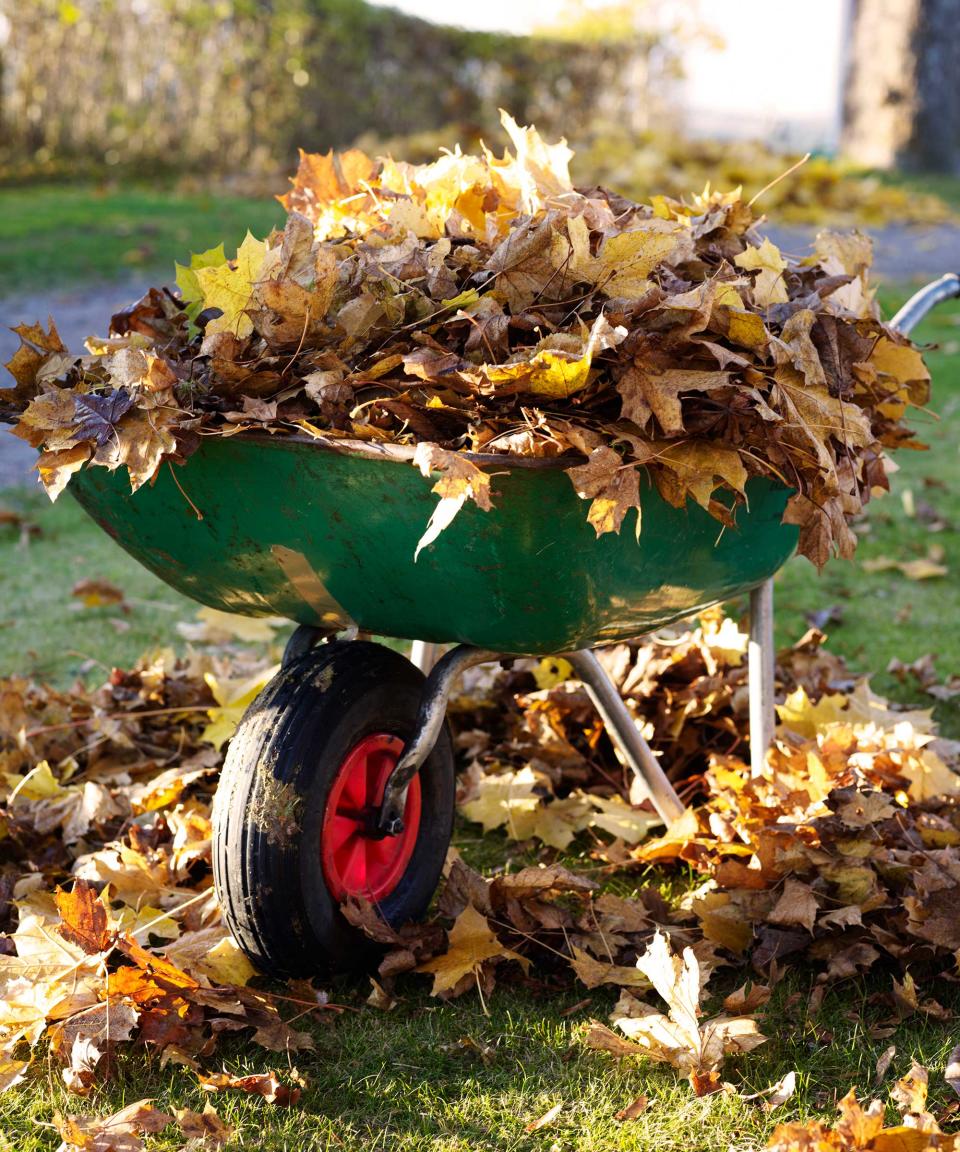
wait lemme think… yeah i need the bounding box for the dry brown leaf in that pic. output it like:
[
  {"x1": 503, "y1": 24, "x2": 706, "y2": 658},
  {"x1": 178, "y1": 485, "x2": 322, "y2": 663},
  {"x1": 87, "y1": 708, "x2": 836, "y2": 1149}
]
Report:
[
  {"x1": 198, "y1": 1069, "x2": 303, "y2": 1107},
  {"x1": 174, "y1": 1103, "x2": 235, "y2": 1147}
]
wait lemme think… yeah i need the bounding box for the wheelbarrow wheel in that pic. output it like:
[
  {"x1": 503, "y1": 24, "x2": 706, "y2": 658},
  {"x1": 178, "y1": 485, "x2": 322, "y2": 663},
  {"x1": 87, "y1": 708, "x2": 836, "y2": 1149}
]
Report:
[{"x1": 212, "y1": 640, "x2": 455, "y2": 976}]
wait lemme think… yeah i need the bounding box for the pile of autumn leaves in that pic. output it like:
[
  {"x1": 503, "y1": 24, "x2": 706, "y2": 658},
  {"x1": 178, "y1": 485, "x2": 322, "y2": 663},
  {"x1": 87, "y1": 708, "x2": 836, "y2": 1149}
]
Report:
[
  {"x1": 3, "y1": 610, "x2": 960, "y2": 1146},
  {"x1": 1, "y1": 113, "x2": 933, "y2": 566}
]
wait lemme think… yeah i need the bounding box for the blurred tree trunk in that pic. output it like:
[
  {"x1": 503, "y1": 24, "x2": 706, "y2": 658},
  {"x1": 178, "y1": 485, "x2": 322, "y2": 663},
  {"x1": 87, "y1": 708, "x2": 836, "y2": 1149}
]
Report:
[{"x1": 842, "y1": 0, "x2": 960, "y2": 172}]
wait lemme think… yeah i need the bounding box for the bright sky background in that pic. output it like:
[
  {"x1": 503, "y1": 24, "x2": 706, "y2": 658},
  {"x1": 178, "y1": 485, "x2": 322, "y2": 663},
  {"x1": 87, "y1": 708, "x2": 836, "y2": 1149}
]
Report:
[{"x1": 367, "y1": 0, "x2": 850, "y2": 148}]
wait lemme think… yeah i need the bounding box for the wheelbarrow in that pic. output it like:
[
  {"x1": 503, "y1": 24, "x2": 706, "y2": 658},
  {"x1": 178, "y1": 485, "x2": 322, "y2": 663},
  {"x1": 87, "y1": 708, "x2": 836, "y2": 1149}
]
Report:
[{"x1": 64, "y1": 274, "x2": 960, "y2": 976}]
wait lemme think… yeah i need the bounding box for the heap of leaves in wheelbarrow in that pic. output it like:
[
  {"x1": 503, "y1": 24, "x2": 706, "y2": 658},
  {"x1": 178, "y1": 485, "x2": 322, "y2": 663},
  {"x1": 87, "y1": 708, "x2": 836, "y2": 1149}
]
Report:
[{"x1": 2, "y1": 113, "x2": 932, "y2": 566}]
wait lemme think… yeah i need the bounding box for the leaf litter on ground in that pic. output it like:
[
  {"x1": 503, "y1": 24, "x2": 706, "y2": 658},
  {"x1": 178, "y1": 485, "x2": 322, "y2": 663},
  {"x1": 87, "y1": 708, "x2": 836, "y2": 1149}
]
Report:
[
  {"x1": 1, "y1": 603, "x2": 960, "y2": 1145},
  {"x1": 1, "y1": 112, "x2": 936, "y2": 568}
]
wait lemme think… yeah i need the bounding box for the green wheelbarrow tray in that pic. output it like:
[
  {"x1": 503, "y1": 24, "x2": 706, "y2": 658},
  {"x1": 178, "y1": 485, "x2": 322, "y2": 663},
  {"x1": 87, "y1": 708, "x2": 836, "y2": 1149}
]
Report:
[{"x1": 70, "y1": 433, "x2": 799, "y2": 656}]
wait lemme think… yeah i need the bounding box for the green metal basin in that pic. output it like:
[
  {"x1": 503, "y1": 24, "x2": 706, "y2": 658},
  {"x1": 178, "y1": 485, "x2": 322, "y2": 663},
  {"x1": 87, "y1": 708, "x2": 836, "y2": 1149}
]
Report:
[{"x1": 70, "y1": 435, "x2": 798, "y2": 655}]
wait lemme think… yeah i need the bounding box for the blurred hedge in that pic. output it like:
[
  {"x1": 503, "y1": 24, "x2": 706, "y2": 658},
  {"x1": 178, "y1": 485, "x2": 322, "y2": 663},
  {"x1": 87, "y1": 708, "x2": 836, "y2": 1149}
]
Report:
[{"x1": 0, "y1": 0, "x2": 664, "y2": 183}]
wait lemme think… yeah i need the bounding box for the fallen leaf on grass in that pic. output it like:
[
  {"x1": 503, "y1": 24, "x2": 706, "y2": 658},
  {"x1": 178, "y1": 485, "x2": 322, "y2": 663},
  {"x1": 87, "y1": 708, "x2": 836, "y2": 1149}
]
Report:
[
  {"x1": 525, "y1": 1102, "x2": 562, "y2": 1132},
  {"x1": 876, "y1": 1045, "x2": 897, "y2": 1083},
  {"x1": 569, "y1": 947, "x2": 651, "y2": 991},
  {"x1": 614, "y1": 1094, "x2": 649, "y2": 1122},
  {"x1": 198, "y1": 1069, "x2": 304, "y2": 1107},
  {"x1": 0, "y1": 1058, "x2": 29, "y2": 1093},
  {"x1": 366, "y1": 978, "x2": 397, "y2": 1011},
  {"x1": 899, "y1": 558, "x2": 948, "y2": 581},
  {"x1": 585, "y1": 931, "x2": 766, "y2": 1094},
  {"x1": 765, "y1": 1087, "x2": 943, "y2": 1152},
  {"x1": 417, "y1": 903, "x2": 529, "y2": 997},
  {"x1": 174, "y1": 1103, "x2": 235, "y2": 1147},
  {"x1": 54, "y1": 1098, "x2": 172, "y2": 1152},
  {"x1": 743, "y1": 1070, "x2": 797, "y2": 1111},
  {"x1": 71, "y1": 579, "x2": 127, "y2": 608},
  {"x1": 862, "y1": 554, "x2": 948, "y2": 580},
  {"x1": 723, "y1": 982, "x2": 772, "y2": 1014},
  {"x1": 891, "y1": 1060, "x2": 929, "y2": 1116},
  {"x1": 764, "y1": 1070, "x2": 797, "y2": 1111}
]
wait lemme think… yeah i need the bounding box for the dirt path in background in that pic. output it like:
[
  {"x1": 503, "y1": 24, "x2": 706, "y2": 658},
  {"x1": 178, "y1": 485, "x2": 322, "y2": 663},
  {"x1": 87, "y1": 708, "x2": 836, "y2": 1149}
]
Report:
[{"x1": 2, "y1": 224, "x2": 960, "y2": 489}]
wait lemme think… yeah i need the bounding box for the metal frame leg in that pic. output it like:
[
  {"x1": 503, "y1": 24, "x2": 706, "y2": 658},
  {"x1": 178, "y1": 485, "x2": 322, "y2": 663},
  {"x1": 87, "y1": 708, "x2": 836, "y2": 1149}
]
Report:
[
  {"x1": 376, "y1": 645, "x2": 497, "y2": 834},
  {"x1": 748, "y1": 579, "x2": 776, "y2": 777},
  {"x1": 409, "y1": 640, "x2": 442, "y2": 674},
  {"x1": 281, "y1": 624, "x2": 328, "y2": 668},
  {"x1": 378, "y1": 637, "x2": 691, "y2": 836},
  {"x1": 565, "y1": 649, "x2": 685, "y2": 825}
]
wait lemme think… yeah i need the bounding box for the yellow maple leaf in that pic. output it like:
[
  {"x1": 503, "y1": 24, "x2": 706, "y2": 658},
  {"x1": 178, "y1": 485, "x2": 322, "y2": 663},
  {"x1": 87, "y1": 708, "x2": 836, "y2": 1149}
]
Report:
[
  {"x1": 195, "y1": 232, "x2": 268, "y2": 338},
  {"x1": 775, "y1": 687, "x2": 849, "y2": 738},
  {"x1": 725, "y1": 308, "x2": 768, "y2": 350},
  {"x1": 586, "y1": 223, "x2": 692, "y2": 299},
  {"x1": 526, "y1": 794, "x2": 594, "y2": 850},
  {"x1": 417, "y1": 903, "x2": 528, "y2": 995},
  {"x1": 656, "y1": 440, "x2": 748, "y2": 509},
  {"x1": 458, "y1": 765, "x2": 546, "y2": 837},
  {"x1": 734, "y1": 238, "x2": 789, "y2": 307},
  {"x1": 586, "y1": 794, "x2": 662, "y2": 845},
  {"x1": 570, "y1": 947, "x2": 651, "y2": 990},
  {"x1": 202, "y1": 664, "x2": 279, "y2": 749}
]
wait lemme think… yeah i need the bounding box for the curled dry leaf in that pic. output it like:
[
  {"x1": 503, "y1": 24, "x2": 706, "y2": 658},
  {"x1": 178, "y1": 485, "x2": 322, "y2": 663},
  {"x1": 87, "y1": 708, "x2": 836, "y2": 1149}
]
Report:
[
  {"x1": 524, "y1": 1101, "x2": 562, "y2": 1132},
  {"x1": 198, "y1": 1069, "x2": 305, "y2": 1107},
  {"x1": 614, "y1": 1094, "x2": 649, "y2": 1122}
]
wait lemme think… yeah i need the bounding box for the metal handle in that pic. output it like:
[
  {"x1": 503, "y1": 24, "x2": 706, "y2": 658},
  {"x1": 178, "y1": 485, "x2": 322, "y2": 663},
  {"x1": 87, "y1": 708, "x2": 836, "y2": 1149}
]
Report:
[{"x1": 889, "y1": 273, "x2": 960, "y2": 335}]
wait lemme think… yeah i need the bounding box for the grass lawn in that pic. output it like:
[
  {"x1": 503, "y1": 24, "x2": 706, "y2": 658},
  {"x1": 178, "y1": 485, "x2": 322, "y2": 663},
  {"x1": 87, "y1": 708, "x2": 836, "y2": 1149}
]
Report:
[
  {"x1": 0, "y1": 280, "x2": 959, "y2": 1145},
  {"x1": 2, "y1": 968, "x2": 959, "y2": 1152},
  {"x1": 0, "y1": 184, "x2": 284, "y2": 297}
]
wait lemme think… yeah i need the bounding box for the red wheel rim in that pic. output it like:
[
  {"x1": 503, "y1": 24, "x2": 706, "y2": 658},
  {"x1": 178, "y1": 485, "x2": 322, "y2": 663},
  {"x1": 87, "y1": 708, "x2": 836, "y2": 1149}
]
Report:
[{"x1": 320, "y1": 733, "x2": 422, "y2": 904}]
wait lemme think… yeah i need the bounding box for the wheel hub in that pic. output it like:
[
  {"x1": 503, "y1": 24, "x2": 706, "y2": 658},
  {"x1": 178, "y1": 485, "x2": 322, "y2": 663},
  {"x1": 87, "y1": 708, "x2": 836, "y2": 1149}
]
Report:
[{"x1": 320, "y1": 733, "x2": 422, "y2": 903}]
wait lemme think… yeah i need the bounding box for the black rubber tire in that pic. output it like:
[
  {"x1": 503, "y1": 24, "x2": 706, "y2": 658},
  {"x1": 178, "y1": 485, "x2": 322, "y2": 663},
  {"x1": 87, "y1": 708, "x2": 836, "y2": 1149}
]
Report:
[{"x1": 212, "y1": 640, "x2": 455, "y2": 977}]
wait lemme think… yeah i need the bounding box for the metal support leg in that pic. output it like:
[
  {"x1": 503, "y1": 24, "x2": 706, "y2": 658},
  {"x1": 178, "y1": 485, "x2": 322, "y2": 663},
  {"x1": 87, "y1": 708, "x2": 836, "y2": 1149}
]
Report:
[
  {"x1": 565, "y1": 649, "x2": 685, "y2": 826},
  {"x1": 376, "y1": 645, "x2": 498, "y2": 835},
  {"x1": 748, "y1": 579, "x2": 776, "y2": 777},
  {"x1": 281, "y1": 624, "x2": 327, "y2": 669},
  {"x1": 409, "y1": 640, "x2": 442, "y2": 674},
  {"x1": 889, "y1": 273, "x2": 960, "y2": 335},
  {"x1": 380, "y1": 641, "x2": 689, "y2": 835}
]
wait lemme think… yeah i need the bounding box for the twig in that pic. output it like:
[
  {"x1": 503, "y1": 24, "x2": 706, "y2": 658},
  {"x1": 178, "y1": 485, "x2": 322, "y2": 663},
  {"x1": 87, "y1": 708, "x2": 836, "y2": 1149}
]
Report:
[
  {"x1": 167, "y1": 462, "x2": 203, "y2": 521},
  {"x1": 748, "y1": 153, "x2": 812, "y2": 208}
]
